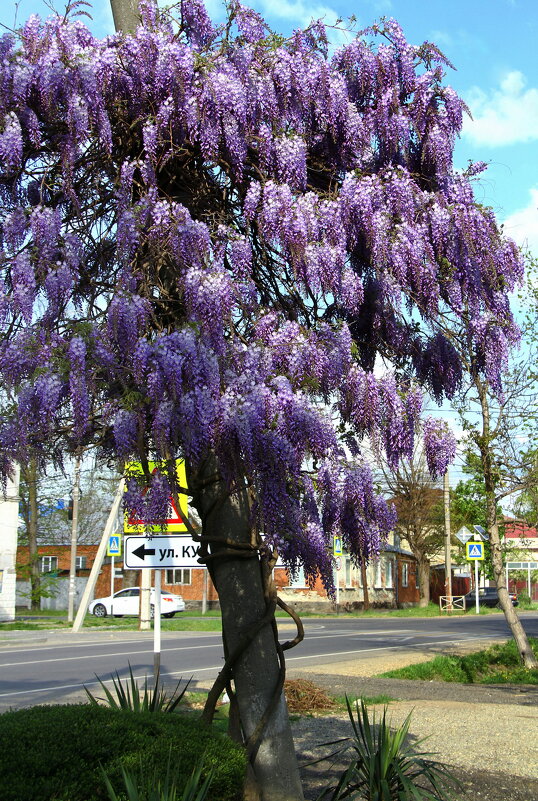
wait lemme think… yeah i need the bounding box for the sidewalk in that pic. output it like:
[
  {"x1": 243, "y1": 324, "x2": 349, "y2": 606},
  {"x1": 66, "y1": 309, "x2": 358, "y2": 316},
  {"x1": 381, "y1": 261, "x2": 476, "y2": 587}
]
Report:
[{"x1": 288, "y1": 646, "x2": 538, "y2": 801}]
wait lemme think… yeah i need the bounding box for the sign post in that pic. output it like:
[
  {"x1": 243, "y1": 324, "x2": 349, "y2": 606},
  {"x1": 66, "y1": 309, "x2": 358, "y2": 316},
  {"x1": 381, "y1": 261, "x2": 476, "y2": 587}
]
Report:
[
  {"x1": 333, "y1": 537, "x2": 342, "y2": 612},
  {"x1": 154, "y1": 568, "x2": 162, "y2": 683},
  {"x1": 466, "y1": 540, "x2": 485, "y2": 614},
  {"x1": 107, "y1": 534, "x2": 122, "y2": 618}
]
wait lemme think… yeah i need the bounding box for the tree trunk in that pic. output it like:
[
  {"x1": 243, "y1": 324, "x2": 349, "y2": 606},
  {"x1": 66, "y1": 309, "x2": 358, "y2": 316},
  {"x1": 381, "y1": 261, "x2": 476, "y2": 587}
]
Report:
[
  {"x1": 190, "y1": 457, "x2": 304, "y2": 801},
  {"x1": 109, "y1": 0, "x2": 141, "y2": 33},
  {"x1": 23, "y1": 458, "x2": 41, "y2": 611},
  {"x1": 475, "y1": 378, "x2": 538, "y2": 669},
  {"x1": 484, "y1": 491, "x2": 538, "y2": 668},
  {"x1": 417, "y1": 557, "x2": 430, "y2": 607},
  {"x1": 361, "y1": 561, "x2": 370, "y2": 610},
  {"x1": 122, "y1": 568, "x2": 139, "y2": 588}
]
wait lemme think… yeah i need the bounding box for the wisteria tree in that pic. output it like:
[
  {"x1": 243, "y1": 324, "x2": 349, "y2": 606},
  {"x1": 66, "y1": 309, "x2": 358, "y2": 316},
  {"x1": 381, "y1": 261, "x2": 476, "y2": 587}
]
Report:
[{"x1": 0, "y1": 1, "x2": 524, "y2": 798}]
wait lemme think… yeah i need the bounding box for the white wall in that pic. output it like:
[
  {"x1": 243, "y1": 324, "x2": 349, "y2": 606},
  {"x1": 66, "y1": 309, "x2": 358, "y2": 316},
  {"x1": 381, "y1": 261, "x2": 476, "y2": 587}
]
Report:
[{"x1": 0, "y1": 465, "x2": 20, "y2": 621}]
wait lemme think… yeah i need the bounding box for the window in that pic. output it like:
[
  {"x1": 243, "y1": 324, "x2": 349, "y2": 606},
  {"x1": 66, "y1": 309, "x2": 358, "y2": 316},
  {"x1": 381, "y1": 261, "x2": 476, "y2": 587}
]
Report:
[
  {"x1": 374, "y1": 560, "x2": 382, "y2": 587},
  {"x1": 385, "y1": 558, "x2": 394, "y2": 589},
  {"x1": 345, "y1": 557, "x2": 353, "y2": 588},
  {"x1": 40, "y1": 556, "x2": 58, "y2": 573},
  {"x1": 288, "y1": 566, "x2": 306, "y2": 587},
  {"x1": 166, "y1": 568, "x2": 191, "y2": 585},
  {"x1": 75, "y1": 556, "x2": 87, "y2": 570},
  {"x1": 402, "y1": 562, "x2": 409, "y2": 587}
]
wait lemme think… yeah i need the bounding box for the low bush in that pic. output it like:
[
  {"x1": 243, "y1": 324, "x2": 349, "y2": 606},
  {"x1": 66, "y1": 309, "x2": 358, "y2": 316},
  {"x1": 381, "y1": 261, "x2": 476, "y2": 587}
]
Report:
[
  {"x1": 0, "y1": 704, "x2": 246, "y2": 801},
  {"x1": 317, "y1": 698, "x2": 461, "y2": 801}
]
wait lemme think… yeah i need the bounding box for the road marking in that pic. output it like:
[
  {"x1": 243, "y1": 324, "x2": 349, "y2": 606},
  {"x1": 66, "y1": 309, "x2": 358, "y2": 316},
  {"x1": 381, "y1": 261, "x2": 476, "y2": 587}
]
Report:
[
  {"x1": 0, "y1": 642, "x2": 222, "y2": 668},
  {"x1": 286, "y1": 635, "x2": 498, "y2": 663},
  {"x1": 0, "y1": 665, "x2": 224, "y2": 699},
  {"x1": 0, "y1": 633, "x2": 221, "y2": 656}
]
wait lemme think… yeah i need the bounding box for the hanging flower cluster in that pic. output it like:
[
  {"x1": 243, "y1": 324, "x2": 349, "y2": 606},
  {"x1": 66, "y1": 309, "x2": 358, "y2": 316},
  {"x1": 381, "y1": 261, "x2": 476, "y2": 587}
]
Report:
[{"x1": 0, "y1": 1, "x2": 522, "y2": 590}]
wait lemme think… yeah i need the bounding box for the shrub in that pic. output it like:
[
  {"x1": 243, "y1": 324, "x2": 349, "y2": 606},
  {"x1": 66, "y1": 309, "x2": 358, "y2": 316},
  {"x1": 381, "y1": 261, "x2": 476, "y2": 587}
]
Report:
[
  {"x1": 102, "y1": 753, "x2": 213, "y2": 801},
  {"x1": 316, "y1": 698, "x2": 461, "y2": 801},
  {"x1": 85, "y1": 665, "x2": 191, "y2": 713},
  {"x1": 0, "y1": 704, "x2": 245, "y2": 801}
]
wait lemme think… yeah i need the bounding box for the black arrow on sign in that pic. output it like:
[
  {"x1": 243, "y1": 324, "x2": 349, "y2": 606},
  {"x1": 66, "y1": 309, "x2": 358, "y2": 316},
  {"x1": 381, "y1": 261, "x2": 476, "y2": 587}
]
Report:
[{"x1": 132, "y1": 544, "x2": 156, "y2": 560}]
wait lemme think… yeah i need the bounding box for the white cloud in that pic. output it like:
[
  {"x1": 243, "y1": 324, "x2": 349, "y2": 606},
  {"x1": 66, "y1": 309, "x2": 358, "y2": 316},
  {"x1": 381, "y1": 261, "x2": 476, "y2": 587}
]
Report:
[
  {"x1": 463, "y1": 70, "x2": 538, "y2": 147},
  {"x1": 257, "y1": 0, "x2": 335, "y2": 26},
  {"x1": 503, "y1": 187, "x2": 538, "y2": 255}
]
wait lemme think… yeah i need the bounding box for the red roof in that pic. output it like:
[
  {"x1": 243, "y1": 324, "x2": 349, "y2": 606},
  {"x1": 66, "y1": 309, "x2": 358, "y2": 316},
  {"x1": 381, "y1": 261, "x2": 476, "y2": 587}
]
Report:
[{"x1": 503, "y1": 518, "x2": 538, "y2": 539}]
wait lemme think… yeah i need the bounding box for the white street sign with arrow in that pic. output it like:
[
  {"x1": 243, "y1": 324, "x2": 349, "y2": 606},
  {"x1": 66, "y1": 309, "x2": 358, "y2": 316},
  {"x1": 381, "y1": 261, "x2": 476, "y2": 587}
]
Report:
[{"x1": 124, "y1": 535, "x2": 201, "y2": 568}]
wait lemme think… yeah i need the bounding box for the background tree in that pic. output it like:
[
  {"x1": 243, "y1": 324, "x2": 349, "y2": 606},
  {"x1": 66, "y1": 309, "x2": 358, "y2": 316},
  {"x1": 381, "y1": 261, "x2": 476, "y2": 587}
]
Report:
[
  {"x1": 381, "y1": 448, "x2": 446, "y2": 606},
  {"x1": 17, "y1": 455, "x2": 118, "y2": 608},
  {"x1": 444, "y1": 314, "x2": 538, "y2": 666},
  {"x1": 0, "y1": 2, "x2": 525, "y2": 796}
]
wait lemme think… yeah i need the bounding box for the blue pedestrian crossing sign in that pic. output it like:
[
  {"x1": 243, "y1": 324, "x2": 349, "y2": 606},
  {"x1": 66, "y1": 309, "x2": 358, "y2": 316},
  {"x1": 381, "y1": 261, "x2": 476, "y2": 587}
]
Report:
[
  {"x1": 107, "y1": 535, "x2": 122, "y2": 557},
  {"x1": 466, "y1": 541, "x2": 484, "y2": 560},
  {"x1": 333, "y1": 536, "x2": 343, "y2": 557}
]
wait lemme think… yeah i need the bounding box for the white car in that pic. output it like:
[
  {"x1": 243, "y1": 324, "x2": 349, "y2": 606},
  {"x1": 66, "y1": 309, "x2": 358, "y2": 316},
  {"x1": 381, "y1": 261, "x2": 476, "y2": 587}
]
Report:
[{"x1": 89, "y1": 587, "x2": 185, "y2": 618}]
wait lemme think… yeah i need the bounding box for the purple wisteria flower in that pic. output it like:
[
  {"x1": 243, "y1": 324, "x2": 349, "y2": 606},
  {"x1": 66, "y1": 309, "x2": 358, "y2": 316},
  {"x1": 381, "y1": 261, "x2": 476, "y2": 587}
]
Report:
[{"x1": 0, "y1": 3, "x2": 523, "y2": 582}]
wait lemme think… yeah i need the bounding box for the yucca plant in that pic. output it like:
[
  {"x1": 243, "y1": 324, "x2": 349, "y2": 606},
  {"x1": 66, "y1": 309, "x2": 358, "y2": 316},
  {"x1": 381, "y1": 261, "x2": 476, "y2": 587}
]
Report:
[
  {"x1": 85, "y1": 664, "x2": 190, "y2": 713},
  {"x1": 101, "y1": 752, "x2": 213, "y2": 801},
  {"x1": 316, "y1": 698, "x2": 461, "y2": 801}
]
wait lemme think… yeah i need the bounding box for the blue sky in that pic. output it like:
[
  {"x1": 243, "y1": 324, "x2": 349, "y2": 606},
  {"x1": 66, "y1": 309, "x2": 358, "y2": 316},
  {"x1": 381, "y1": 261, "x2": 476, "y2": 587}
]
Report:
[{"x1": 2, "y1": 0, "x2": 537, "y2": 254}]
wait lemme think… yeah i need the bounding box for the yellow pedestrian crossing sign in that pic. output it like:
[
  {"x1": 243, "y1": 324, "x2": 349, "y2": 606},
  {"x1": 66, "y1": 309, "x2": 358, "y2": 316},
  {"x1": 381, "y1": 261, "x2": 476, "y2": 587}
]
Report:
[
  {"x1": 466, "y1": 541, "x2": 484, "y2": 560},
  {"x1": 107, "y1": 535, "x2": 122, "y2": 557}
]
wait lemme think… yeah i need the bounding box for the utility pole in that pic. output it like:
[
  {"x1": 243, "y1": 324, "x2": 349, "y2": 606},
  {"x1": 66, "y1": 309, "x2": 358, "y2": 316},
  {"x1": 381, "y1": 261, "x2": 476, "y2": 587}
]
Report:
[
  {"x1": 444, "y1": 469, "x2": 452, "y2": 611},
  {"x1": 67, "y1": 452, "x2": 82, "y2": 623}
]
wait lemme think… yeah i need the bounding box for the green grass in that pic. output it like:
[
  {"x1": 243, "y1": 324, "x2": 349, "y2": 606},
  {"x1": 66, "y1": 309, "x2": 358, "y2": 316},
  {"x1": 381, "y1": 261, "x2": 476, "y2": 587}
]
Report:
[
  {"x1": 379, "y1": 637, "x2": 538, "y2": 685},
  {"x1": 3, "y1": 610, "x2": 223, "y2": 632},
  {"x1": 332, "y1": 693, "x2": 395, "y2": 708},
  {"x1": 5, "y1": 600, "x2": 535, "y2": 634}
]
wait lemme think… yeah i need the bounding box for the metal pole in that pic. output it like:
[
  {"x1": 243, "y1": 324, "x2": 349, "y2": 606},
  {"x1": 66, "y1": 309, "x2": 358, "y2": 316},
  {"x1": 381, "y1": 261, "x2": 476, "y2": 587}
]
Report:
[
  {"x1": 528, "y1": 562, "x2": 531, "y2": 599},
  {"x1": 201, "y1": 568, "x2": 208, "y2": 614},
  {"x1": 154, "y1": 568, "x2": 161, "y2": 684},
  {"x1": 67, "y1": 453, "x2": 82, "y2": 623},
  {"x1": 139, "y1": 564, "x2": 152, "y2": 630},
  {"x1": 443, "y1": 470, "x2": 452, "y2": 611},
  {"x1": 475, "y1": 558, "x2": 479, "y2": 614},
  {"x1": 110, "y1": 555, "x2": 115, "y2": 617},
  {"x1": 72, "y1": 479, "x2": 125, "y2": 632},
  {"x1": 335, "y1": 562, "x2": 340, "y2": 613}
]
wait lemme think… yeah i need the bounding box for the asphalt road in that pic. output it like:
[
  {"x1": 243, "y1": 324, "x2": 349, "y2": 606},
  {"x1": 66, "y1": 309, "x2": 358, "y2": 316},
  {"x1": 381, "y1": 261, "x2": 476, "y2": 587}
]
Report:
[{"x1": 1, "y1": 613, "x2": 536, "y2": 711}]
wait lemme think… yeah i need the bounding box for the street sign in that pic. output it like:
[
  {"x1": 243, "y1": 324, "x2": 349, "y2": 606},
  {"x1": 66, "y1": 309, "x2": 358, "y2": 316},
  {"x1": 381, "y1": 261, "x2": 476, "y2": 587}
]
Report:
[
  {"x1": 107, "y1": 535, "x2": 122, "y2": 557},
  {"x1": 124, "y1": 535, "x2": 200, "y2": 569},
  {"x1": 124, "y1": 459, "x2": 188, "y2": 533},
  {"x1": 466, "y1": 541, "x2": 485, "y2": 560},
  {"x1": 335, "y1": 556, "x2": 342, "y2": 571},
  {"x1": 333, "y1": 536, "x2": 342, "y2": 557},
  {"x1": 455, "y1": 526, "x2": 473, "y2": 545}
]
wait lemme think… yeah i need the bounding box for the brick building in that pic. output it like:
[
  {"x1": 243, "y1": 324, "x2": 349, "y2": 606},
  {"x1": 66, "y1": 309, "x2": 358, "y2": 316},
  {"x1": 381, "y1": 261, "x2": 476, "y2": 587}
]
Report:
[{"x1": 17, "y1": 538, "x2": 420, "y2": 612}]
